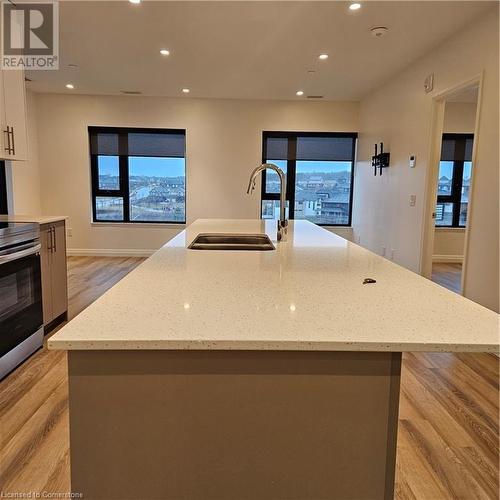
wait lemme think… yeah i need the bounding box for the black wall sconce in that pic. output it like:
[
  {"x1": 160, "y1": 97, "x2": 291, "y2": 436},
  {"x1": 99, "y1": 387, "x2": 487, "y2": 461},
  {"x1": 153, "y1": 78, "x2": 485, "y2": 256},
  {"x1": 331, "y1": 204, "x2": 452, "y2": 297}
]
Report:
[{"x1": 372, "y1": 143, "x2": 390, "y2": 176}]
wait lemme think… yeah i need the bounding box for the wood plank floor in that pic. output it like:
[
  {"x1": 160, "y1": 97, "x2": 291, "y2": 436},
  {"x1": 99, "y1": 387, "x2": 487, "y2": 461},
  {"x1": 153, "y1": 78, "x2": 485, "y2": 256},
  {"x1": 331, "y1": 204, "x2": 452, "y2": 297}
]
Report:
[
  {"x1": 432, "y1": 263, "x2": 462, "y2": 294},
  {"x1": 1, "y1": 256, "x2": 498, "y2": 499}
]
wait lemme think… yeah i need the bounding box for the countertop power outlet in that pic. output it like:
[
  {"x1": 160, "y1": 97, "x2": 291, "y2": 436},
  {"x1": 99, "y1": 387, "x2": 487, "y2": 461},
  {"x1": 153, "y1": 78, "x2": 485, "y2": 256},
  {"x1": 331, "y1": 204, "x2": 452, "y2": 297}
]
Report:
[{"x1": 409, "y1": 155, "x2": 416, "y2": 168}]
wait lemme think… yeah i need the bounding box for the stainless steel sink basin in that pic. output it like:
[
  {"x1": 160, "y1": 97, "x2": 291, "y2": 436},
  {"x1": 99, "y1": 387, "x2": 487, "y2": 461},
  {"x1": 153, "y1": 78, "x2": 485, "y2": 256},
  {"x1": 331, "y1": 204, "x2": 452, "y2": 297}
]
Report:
[{"x1": 188, "y1": 233, "x2": 275, "y2": 251}]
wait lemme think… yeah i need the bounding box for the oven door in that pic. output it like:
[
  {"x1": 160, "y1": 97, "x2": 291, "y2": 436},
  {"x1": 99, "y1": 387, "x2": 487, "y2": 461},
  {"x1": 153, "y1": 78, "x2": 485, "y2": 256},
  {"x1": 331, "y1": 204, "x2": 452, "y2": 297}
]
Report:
[{"x1": 0, "y1": 244, "x2": 43, "y2": 357}]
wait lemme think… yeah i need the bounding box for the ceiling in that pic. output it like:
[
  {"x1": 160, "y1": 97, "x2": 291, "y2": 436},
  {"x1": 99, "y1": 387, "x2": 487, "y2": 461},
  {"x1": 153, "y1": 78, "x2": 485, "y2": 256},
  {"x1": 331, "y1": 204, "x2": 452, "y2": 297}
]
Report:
[{"x1": 26, "y1": 1, "x2": 494, "y2": 101}]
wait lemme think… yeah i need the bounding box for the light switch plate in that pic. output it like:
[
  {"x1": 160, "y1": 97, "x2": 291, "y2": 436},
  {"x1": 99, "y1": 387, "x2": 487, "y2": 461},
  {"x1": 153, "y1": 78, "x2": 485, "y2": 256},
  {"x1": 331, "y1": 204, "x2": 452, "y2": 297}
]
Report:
[
  {"x1": 409, "y1": 155, "x2": 416, "y2": 168},
  {"x1": 409, "y1": 195, "x2": 417, "y2": 207}
]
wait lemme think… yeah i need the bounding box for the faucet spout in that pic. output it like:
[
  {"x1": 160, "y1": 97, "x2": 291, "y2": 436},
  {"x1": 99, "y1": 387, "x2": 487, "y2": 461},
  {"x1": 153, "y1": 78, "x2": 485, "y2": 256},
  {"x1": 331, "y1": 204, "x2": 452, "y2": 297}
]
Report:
[{"x1": 246, "y1": 163, "x2": 288, "y2": 242}]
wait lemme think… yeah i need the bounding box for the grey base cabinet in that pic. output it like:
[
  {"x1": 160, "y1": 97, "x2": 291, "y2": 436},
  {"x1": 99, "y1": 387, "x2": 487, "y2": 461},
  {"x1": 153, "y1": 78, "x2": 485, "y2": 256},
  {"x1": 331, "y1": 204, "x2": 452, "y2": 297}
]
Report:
[{"x1": 40, "y1": 221, "x2": 68, "y2": 330}]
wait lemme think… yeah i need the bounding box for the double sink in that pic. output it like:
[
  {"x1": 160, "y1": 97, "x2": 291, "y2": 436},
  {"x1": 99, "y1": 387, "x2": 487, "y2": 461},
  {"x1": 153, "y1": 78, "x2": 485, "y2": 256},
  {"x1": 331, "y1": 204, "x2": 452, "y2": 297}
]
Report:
[{"x1": 188, "y1": 233, "x2": 275, "y2": 251}]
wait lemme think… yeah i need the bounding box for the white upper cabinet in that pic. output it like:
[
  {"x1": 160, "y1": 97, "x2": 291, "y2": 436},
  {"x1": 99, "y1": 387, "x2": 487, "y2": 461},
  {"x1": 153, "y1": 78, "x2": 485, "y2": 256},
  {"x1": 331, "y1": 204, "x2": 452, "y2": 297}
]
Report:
[
  {"x1": 0, "y1": 8, "x2": 28, "y2": 162},
  {"x1": 0, "y1": 69, "x2": 29, "y2": 162}
]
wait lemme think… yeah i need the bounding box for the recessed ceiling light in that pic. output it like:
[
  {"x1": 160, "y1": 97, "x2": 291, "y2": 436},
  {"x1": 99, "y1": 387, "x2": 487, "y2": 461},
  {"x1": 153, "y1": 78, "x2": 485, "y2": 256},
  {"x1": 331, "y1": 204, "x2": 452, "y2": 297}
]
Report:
[
  {"x1": 129, "y1": 0, "x2": 141, "y2": 4},
  {"x1": 296, "y1": 90, "x2": 304, "y2": 96},
  {"x1": 159, "y1": 49, "x2": 170, "y2": 56},
  {"x1": 65, "y1": 84, "x2": 74, "y2": 89},
  {"x1": 318, "y1": 54, "x2": 329, "y2": 60},
  {"x1": 349, "y1": 3, "x2": 362, "y2": 10},
  {"x1": 182, "y1": 88, "x2": 190, "y2": 93}
]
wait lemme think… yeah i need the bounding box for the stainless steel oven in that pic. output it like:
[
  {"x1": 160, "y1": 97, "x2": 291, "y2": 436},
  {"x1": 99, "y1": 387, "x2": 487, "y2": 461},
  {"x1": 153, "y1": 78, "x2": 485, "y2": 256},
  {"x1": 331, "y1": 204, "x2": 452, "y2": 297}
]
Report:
[{"x1": 0, "y1": 222, "x2": 43, "y2": 379}]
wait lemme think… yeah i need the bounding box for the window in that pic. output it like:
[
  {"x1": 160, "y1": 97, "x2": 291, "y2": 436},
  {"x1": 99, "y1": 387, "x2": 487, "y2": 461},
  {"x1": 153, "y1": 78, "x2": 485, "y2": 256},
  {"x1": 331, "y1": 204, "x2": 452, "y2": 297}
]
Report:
[
  {"x1": 261, "y1": 132, "x2": 357, "y2": 226},
  {"x1": 89, "y1": 127, "x2": 186, "y2": 223},
  {"x1": 435, "y1": 134, "x2": 473, "y2": 227}
]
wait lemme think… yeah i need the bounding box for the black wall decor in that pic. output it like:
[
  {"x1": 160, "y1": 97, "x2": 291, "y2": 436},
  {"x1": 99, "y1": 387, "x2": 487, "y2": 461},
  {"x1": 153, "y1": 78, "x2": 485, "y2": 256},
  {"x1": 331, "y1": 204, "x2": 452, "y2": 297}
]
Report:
[{"x1": 372, "y1": 143, "x2": 390, "y2": 176}]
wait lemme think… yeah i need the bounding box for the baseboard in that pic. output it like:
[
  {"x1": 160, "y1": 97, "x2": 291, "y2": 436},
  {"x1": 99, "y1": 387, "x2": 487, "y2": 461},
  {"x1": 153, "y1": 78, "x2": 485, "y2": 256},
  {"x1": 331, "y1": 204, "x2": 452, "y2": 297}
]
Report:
[
  {"x1": 67, "y1": 248, "x2": 156, "y2": 257},
  {"x1": 432, "y1": 254, "x2": 463, "y2": 264}
]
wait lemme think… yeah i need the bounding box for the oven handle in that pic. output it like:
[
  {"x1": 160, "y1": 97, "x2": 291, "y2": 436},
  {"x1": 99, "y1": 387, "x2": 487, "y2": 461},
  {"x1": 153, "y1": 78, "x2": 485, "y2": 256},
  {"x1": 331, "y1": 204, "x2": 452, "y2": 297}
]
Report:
[{"x1": 0, "y1": 243, "x2": 41, "y2": 264}]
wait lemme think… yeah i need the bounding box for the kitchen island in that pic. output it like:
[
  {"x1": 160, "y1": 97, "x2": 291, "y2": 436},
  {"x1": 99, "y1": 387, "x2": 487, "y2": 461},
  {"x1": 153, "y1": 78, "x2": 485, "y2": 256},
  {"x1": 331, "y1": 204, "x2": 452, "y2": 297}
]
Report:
[{"x1": 48, "y1": 219, "x2": 498, "y2": 500}]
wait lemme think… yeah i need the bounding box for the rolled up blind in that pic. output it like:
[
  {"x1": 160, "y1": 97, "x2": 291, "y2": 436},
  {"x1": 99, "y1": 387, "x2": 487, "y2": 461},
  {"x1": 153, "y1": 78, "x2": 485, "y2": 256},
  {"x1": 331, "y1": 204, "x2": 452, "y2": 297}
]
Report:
[
  {"x1": 464, "y1": 137, "x2": 473, "y2": 162},
  {"x1": 264, "y1": 133, "x2": 357, "y2": 162},
  {"x1": 296, "y1": 136, "x2": 355, "y2": 161},
  {"x1": 93, "y1": 133, "x2": 119, "y2": 156},
  {"x1": 265, "y1": 137, "x2": 288, "y2": 160},
  {"x1": 90, "y1": 128, "x2": 185, "y2": 157},
  {"x1": 440, "y1": 137, "x2": 456, "y2": 161},
  {"x1": 441, "y1": 134, "x2": 474, "y2": 162},
  {"x1": 128, "y1": 132, "x2": 185, "y2": 157}
]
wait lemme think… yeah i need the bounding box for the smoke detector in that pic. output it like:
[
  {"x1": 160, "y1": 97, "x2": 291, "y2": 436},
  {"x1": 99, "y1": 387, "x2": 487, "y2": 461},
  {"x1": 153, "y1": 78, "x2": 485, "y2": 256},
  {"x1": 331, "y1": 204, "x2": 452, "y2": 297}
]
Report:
[{"x1": 371, "y1": 26, "x2": 389, "y2": 38}]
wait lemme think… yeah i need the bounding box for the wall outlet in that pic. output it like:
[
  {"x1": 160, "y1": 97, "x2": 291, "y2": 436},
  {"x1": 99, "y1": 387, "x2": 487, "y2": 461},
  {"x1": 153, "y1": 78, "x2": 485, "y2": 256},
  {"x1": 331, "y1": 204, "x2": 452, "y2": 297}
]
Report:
[
  {"x1": 390, "y1": 248, "x2": 395, "y2": 260},
  {"x1": 409, "y1": 155, "x2": 416, "y2": 168},
  {"x1": 381, "y1": 246, "x2": 386, "y2": 257},
  {"x1": 67, "y1": 227, "x2": 73, "y2": 237},
  {"x1": 409, "y1": 194, "x2": 417, "y2": 207}
]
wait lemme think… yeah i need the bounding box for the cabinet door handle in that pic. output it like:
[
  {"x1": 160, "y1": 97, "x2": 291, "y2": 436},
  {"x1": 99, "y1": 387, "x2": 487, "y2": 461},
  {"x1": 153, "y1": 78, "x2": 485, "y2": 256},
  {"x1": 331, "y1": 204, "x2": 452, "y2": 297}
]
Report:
[
  {"x1": 52, "y1": 226, "x2": 57, "y2": 253},
  {"x1": 9, "y1": 126, "x2": 15, "y2": 156},
  {"x1": 48, "y1": 226, "x2": 55, "y2": 253},
  {"x1": 4, "y1": 126, "x2": 11, "y2": 154},
  {"x1": 47, "y1": 227, "x2": 53, "y2": 252}
]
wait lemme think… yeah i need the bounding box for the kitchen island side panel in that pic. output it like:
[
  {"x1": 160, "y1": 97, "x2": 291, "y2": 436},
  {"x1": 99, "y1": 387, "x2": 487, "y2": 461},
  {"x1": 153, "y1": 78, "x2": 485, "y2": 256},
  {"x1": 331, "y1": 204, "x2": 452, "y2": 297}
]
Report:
[{"x1": 68, "y1": 350, "x2": 401, "y2": 500}]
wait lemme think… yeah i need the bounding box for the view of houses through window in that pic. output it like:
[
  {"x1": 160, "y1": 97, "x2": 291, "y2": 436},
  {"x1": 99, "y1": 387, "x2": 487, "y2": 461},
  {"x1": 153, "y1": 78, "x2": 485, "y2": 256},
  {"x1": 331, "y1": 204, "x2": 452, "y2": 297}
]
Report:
[
  {"x1": 90, "y1": 128, "x2": 186, "y2": 223},
  {"x1": 435, "y1": 134, "x2": 473, "y2": 227},
  {"x1": 90, "y1": 129, "x2": 357, "y2": 226},
  {"x1": 261, "y1": 133, "x2": 357, "y2": 226}
]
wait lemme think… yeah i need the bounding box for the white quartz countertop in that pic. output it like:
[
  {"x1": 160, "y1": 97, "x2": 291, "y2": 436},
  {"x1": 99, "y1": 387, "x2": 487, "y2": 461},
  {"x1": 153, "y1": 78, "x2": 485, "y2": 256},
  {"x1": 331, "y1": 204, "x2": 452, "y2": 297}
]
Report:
[
  {"x1": 48, "y1": 219, "x2": 499, "y2": 353},
  {"x1": 0, "y1": 214, "x2": 67, "y2": 224}
]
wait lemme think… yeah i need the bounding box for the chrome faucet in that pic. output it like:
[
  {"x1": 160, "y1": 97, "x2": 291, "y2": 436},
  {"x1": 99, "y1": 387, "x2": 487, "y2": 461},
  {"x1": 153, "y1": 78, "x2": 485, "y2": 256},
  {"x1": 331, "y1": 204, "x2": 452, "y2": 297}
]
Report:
[{"x1": 247, "y1": 163, "x2": 288, "y2": 242}]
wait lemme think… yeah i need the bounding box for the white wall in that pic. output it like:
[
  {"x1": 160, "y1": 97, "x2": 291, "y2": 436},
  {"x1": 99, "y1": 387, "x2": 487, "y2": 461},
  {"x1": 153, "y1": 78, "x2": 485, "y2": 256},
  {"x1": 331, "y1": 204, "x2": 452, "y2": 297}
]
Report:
[
  {"x1": 33, "y1": 94, "x2": 358, "y2": 253},
  {"x1": 432, "y1": 100, "x2": 477, "y2": 262},
  {"x1": 352, "y1": 9, "x2": 499, "y2": 312},
  {"x1": 8, "y1": 91, "x2": 42, "y2": 214},
  {"x1": 433, "y1": 229, "x2": 466, "y2": 263},
  {"x1": 442, "y1": 102, "x2": 477, "y2": 134}
]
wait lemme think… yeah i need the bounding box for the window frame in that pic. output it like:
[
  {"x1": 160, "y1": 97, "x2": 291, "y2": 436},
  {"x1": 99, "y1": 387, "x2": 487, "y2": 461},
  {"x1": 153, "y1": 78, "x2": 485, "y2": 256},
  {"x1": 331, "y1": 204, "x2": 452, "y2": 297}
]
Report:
[
  {"x1": 436, "y1": 133, "x2": 473, "y2": 228},
  {"x1": 261, "y1": 131, "x2": 357, "y2": 227},
  {"x1": 89, "y1": 126, "x2": 186, "y2": 224}
]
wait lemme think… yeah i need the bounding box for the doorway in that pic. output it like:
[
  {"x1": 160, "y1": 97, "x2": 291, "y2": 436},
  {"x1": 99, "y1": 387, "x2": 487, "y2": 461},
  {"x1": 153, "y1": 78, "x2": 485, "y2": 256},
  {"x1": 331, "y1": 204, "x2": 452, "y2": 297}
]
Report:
[{"x1": 421, "y1": 79, "x2": 481, "y2": 294}]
